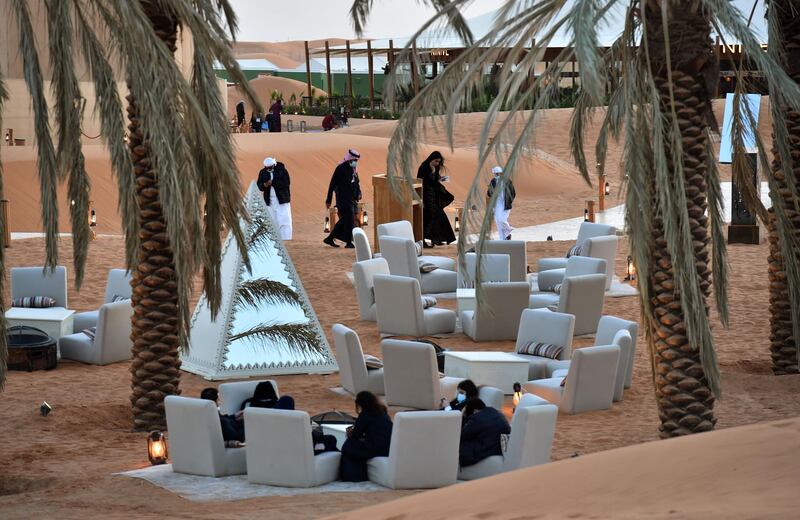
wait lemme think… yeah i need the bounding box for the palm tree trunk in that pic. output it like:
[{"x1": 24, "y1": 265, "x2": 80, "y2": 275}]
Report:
[
  {"x1": 767, "y1": 1, "x2": 800, "y2": 375},
  {"x1": 127, "y1": 1, "x2": 181, "y2": 431},
  {"x1": 645, "y1": 1, "x2": 717, "y2": 437}
]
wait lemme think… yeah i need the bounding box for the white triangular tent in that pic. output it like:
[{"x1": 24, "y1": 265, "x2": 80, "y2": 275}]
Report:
[{"x1": 181, "y1": 183, "x2": 338, "y2": 379}]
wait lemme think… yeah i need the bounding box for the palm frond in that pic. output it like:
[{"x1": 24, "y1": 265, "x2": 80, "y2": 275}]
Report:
[
  {"x1": 234, "y1": 278, "x2": 300, "y2": 311},
  {"x1": 248, "y1": 215, "x2": 277, "y2": 253},
  {"x1": 228, "y1": 322, "x2": 324, "y2": 356}
]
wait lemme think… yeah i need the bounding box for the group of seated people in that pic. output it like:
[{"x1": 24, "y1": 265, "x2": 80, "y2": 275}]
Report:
[{"x1": 201, "y1": 379, "x2": 508, "y2": 481}]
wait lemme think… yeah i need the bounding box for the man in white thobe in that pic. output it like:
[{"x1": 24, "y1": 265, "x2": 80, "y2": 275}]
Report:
[
  {"x1": 487, "y1": 166, "x2": 515, "y2": 240},
  {"x1": 257, "y1": 157, "x2": 293, "y2": 240}
]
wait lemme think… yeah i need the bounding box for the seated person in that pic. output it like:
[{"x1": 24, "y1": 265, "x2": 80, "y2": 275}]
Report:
[
  {"x1": 340, "y1": 391, "x2": 393, "y2": 481},
  {"x1": 200, "y1": 387, "x2": 245, "y2": 448},
  {"x1": 322, "y1": 112, "x2": 337, "y2": 131},
  {"x1": 458, "y1": 398, "x2": 510, "y2": 468},
  {"x1": 442, "y1": 379, "x2": 480, "y2": 412},
  {"x1": 240, "y1": 381, "x2": 295, "y2": 411}
]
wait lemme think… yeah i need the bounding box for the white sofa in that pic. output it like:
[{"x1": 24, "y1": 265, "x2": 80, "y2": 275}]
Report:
[
  {"x1": 373, "y1": 274, "x2": 456, "y2": 337},
  {"x1": 377, "y1": 220, "x2": 455, "y2": 270},
  {"x1": 458, "y1": 403, "x2": 558, "y2": 480},
  {"x1": 244, "y1": 408, "x2": 341, "y2": 487},
  {"x1": 461, "y1": 282, "x2": 530, "y2": 341},
  {"x1": 332, "y1": 324, "x2": 384, "y2": 395},
  {"x1": 367, "y1": 410, "x2": 462, "y2": 489},
  {"x1": 164, "y1": 396, "x2": 247, "y2": 476},
  {"x1": 529, "y1": 273, "x2": 606, "y2": 335},
  {"x1": 381, "y1": 339, "x2": 462, "y2": 410},
  {"x1": 352, "y1": 257, "x2": 390, "y2": 321},
  {"x1": 524, "y1": 345, "x2": 621, "y2": 414},
  {"x1": 483, "y1": 240, "x2": 528, "y2": 282},
  {"x1": 73, "y1": 268, "x2": 132, "y2": 332},
  {"x1": 58, "y1": 301, "x2": 133, "y2": 365},
  {"x1": 457, "y1": 253, "x2": 510, "y2": 288},
  {"x1": 511, "y1": 309, "x2": 575, "y2": 380},
  {"x1": 537, "y1": 222, "x2": 617, "y2": 273},
  {"x1": 379, "y1": 235, "x2": 457, "y2": 294},
  {"x1": 218, "y1": 380, "x2": 279, "y2": 415}
]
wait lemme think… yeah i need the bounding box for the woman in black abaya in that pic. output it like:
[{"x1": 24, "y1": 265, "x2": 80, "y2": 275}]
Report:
[{"x1": 417, "y1": 151, "x2": 456, "y2": 247}]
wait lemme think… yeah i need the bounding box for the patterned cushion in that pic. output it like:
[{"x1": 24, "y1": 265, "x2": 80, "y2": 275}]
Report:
[
  {"x1": 550, "y1": 283, "x2": 562, "y2": 295},
  {"x1": 12, "y1": 296, "x2": 56, "y2": 308},
  {"x1": 418, "y1": 261, "x2": 439, "y2": 273},
  {"x1": 364, "y1": 354, "x2": 383, "y2": 370},
  {"x1": 421, "y1": 296, "x2": 438, "y2": 309},
  {"x1": 565, "y1": 244, "x2": 582, "y2": 258},
  {"x1": 560, "y1": 376, "x2": 567, "y2": 387},
  {"x1": 516, "y1": 341, "x2": 564, "y2": 359},
  {"x1": 111, "y1": 294, "x2": 131, "y2": 302},
  {"x1": 81, "y1": 327, "x2": 97, "y2": 341},
  {"x1": 546, "y1": 303, "x2": 559, "y2": 312},
  {"x1": 414, "y1": 240, "x2": 423, "y2": 256}
]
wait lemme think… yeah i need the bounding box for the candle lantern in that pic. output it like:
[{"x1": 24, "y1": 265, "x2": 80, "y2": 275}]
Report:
[
  {"x1": 362, "y1": 210, "x2": 369, "y2": 226},
  {"x1": 147, "y1": 431, "x2": 169, "y2": 465},
  {"x1": 604, "y1": 181, "x2": 610, "y2": 196},
  {"x1": 584, "y1": 208, "x2": 589, "y2": 222},
  {"x1": 512, "y1": 382, "x2": 523, "y2": 412},
  {"x1": 287, "y1": 120, "x2": 294, "y2": 132},
  {"x1": 454, "y1": 215, "x2": 460, "y2": 233},
  {"x1": 625, "y1": 255, "x2": 636, "y2": 281},
  {"x1": 323, "y1": 215, "x2": 331, "y2": 233},
  {"x1": 300, "y1": 121, "x2": 307, "y2": 133},
  {"x1": 40, "y1": 401, "x2": 52, "y2": 417}
]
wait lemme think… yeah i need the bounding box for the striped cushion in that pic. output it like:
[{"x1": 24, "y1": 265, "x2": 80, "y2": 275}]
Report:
[
  {"x1": 12, "y1": 296, "x2": 56, "y2": 308},
  {"x1": 414, "y1": 241, "x2": 423, "y2": 256},
  {"x1": 81, "y1": 327, "x2": 97, "y2": 341},
  {"x1": 560, "y1": 376, "x2": 567, "y2": 387},
  {"x1": 364, "y1": 354, "x2": 383, "y2": 370},
  {"x1": 421, "y1": 296, "x2": 438, "y2": 309},
  {"x1": 551, "y1": 283, "x2": 562, "y2": 295},
  {"x1": 565, "y1": 244, "x2": 582, "y2": 258},
  {"x1": 516, "y1": 341, "x2": 564, "y2": 359},
  {"x1": 546, "y1": 303, "x2": 559, "y2": 312},
  {"x1": 418, "y1": 261, "x2": 439, "y2": 273},
  {"x1": 111, "y1": 294, "x2": 130, "y2": 302}
]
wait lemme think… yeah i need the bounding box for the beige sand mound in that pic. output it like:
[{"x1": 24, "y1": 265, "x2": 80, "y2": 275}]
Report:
[
  {"x1": 227, "y1": 75, "x2": 328, "y2": 117},
  {"x1": 233, "y1": 39, "x2": 353, "y2": 63},
  {"x1": 328, "y1": 418, "x2": 800, "y2": 520}
]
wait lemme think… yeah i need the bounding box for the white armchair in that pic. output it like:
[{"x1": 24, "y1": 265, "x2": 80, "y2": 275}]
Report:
[
  {"x1": 483, "y1": 240, "x2": 528, "y2": 282},
  {"x1": 164, "y1": 396, "x2": 247, "y2": 477},
  {"x1": 218, "y1": 380, "x2": 279, "y2": 415},
  {"x1": 244, "y1": 408, "x2": 341, "y2": 487},
  {"x1": 379, "y1": 236, "x2": 457, "y2": 294},
  {"x1": 381, "y1": 339, "x2": 462, "y2": 409},
  {"x1": 461, "y1": 282, "x2": 530, "y2": 341},
  {"x1": 524, "y1": 345, "x2": 620, "y2": 414},
  {"x1": 529, "y1": 273, "x2": 606, "y2": 335},
  {"x1": 73, "y1": 268, "x2": 132, "y2": 332},
  {"x1": 457, "y1": 253, "x2": 510, "y2": 288},
  {"x1": 458, "y1": 403, "x2": 558, "y2": 481},
  {"x1": 58, "y1": 301, "x2": 133, "y2": 365},
  {"x1": 478, "y1": 385, "x2": 505, "y2": 411},
  {"x1": 377, "y1": 220, "x2": 455, "y2": 270},
  {"x1": 511, "y1": 309, "x2": 575, "y2": 380},
  {"x1": 353, "y1": 227, "x2": 379, "y2": 263},
  {"x1": 367, "y1": 410, "x2": 462, "y2": 489},
  {"x1": 373, "y1": 274, "x2": 456, "y2": 337},
  {"x1": 353, "y1": 257, "x2": 390, "y2": 321},
  {"x1": 332, "y1": 324, "x2": 384, "y2": 395},
  {"x1": 595, "y1": 316, "x2": 639, "y2": 390},
  {"x1": 535, "y1": 256, "x2": 607, "y2": 294},
  {"x1": 10, "y1": 265, "x2": 68, "y2": 309},
  {"x1": 537, "y1": 222, "x2": 617, "y2": 272}
]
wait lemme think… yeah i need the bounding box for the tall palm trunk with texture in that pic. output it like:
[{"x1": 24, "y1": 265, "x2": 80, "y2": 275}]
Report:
[
  {"x1": 645, "y1": 1, "x2": 717, "y2": 437},
  {"x1": 127, "y1": 1, "x2": 181, "y2": 431},
  {"x1": 767, "y1": 1, "x2": 800, "y2": 375}
]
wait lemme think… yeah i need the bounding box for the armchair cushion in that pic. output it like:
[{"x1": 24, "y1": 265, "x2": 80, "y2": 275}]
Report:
[
  {"x1": 81, "y1": 327, "x2": 97, "y2": 340},
  {"x1": 566, "y1": 244, "x2": 582, "y2": 258},
  {"x1": 12, "y1": 296, "x2": 56, "y2": 308},
  {"x1": 364, "y1": 354, "x2": 383, "y2": 369},
  {"x1": 517, "y1": 342, "x2": 564, "y2": 359},
  {"x1": 421, "y1": 296, "x2": 438, "y2": 309},
  {"x1": 418, "y1": 261, "x2": 439, "y2": 273}
]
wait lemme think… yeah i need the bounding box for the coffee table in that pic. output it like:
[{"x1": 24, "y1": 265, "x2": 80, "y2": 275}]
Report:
[
  {"x1": 320, "y1": 423, "x2": 350, "y2": 450},
  {"x1": 444, "y1": 351, "x2": 529, "y2": 394},
  {"x1": 5, "y1": 307, "x2": 75, "y2": 357}
]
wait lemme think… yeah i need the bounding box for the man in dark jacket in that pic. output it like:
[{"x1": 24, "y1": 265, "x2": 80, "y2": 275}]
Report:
[
  {"x1": 459, "y1": 398, "x2": 511, "y2": 467},
  {"x1": 487, "y1": 166, "x2": 516, "y2": 240},
  {"x1": 257, "y1": 157, "x2": 292, "y2": 240},
  {"x1": 324, "y1": 149, "x2": 362, "y2": 248}
]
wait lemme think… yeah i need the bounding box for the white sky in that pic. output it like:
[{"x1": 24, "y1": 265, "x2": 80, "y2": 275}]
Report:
[{"x1": 228, "y1": 0, "x2": 503, "y2": 41}]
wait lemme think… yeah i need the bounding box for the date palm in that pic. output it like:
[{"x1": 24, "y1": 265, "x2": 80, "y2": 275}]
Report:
[{"x1": 352, "y1": 0, "x2": 800, "y2": 436}]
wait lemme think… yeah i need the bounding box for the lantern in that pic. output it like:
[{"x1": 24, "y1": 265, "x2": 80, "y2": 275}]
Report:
[
  {"x1": 584, "y1": 208, "x2": 589, "y2": 222},
  {"x1": 454, "y1": 215, "x2": 460, "y2": 232},
  {"x1": 512, "y1": 382, "x2": 523, "y2": 412},
  {"x1": 625, "y1": 255, "x2": 636, "y2": 281},
  {"x1": 4, "y1": 131, "x2": 9, "y2": 144},
  {"x1": 89, "y1": 203, "x2": 96, "y2": 227},
  {"x1": 40, "y1": 401, "x2": 52, "y2": 417},
  {"x1": 123, "y1": 133, "x2": 129, "y2": 145},
  {"x1": 362, "y1": 210, "x2": 369, "y2": 226},
  {"x1": 324, "y1": 215, "x2": 331, "y2": 233},
  {"x1": 604, "y1": 181, "x2": 610, "y2": 196},
  {"x1": 300, "y1": 121, "x2": 307, "y2": 133},
  {"x1": 546, "y1": 235, "x2": 553, "y2": 241},
  {"x1": 147, "y1": 431, "x2": 168, "y2": 465}
]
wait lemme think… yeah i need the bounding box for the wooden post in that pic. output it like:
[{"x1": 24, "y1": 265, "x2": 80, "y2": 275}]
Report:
[
  {"x1": 598, "y1": 173, "x2": 607, "y2": 212},
  {"x1": 411, "y1": 40, "x2": 420, "y2": 96},
  {"x1": 388, "y1": 39, "x2": 395, "y2": 111},
  {"x1": 304, "y1": 40, "x2": 313, "y2": 101},
  {"x1": 432, "y1": 61, "x2": 438, "y2": 78},
  {"x1": 0, "y1": 199, "x2": 9, "y2": 247},
  {"x1": 325, "y1": 40, "x2": 333, "y2": 98},
  {"x1": 367, "y1": 40, "x2": 374, "y2": 109},
  {"x1": 586, "y1": 200, "x2": 596, "y2": 223},
  {"x1": 346, "y1": 40, "x2": 354, "y2": 105}
]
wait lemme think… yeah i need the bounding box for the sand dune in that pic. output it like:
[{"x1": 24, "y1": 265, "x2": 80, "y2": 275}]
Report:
[{"x1": 226, "y1": 75, "x2": 329, "y2": 117}]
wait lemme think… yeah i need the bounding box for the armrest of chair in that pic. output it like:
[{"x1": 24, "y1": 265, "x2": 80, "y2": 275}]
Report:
[
  {"x1": 537, "y1": 257, "x2": 567, "y2": 273},
  {"x1": 537, "y1": 269, "x2": 566, "y2": 291}
]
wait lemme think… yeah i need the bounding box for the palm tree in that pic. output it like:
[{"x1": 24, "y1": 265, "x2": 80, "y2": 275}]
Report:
[
  {"x1": 765, "y1": 0, "x2": 800, "y2": 375},
  {"x1": 351, "y1": 0, "x2": 800, "y2": 436}
]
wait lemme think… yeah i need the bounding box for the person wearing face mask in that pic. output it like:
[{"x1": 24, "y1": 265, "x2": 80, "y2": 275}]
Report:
[
  {"x1": 417, "y1": 150, "x2": 456, "y2": 247},
  {"x1": 458, "y1": 398, "x2": 510, "y2": 468},
  {"x1": 257, "y1": 157, "x2": 293, "y2": 240},
  {"x1": 443, "y1": 379, "x2": 480, "y2": 413},
  {"x1": 340, "y1": 391, "x2": 393, "y2": 482},
  {"x1": 487, "y1": 165, "x2": 516, "y2": 240},
  {"x1": 324, "y1": 149, "x2": 363, "y2": 249},
  {"x1": 200, "y1": 387, "x2": 245, "y2": 448}
]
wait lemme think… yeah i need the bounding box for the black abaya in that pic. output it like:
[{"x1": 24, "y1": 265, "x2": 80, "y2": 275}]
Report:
[
  {"x1": 325, "y1": 162, "x2": 362, "y2": 244},
  {"x1": 417, "y1": 163, "x2": 456, "y2": 245}
]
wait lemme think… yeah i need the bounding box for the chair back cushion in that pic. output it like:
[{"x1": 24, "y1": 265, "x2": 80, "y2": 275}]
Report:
[
  {"x1": 218, "y1": 380, "x2": 280, "y2": 415},
  {"x1": 244, "y1": 408, "x2": 315, "y2": 486},
  {"x1": 470, "y1": 282, "x2": 530, "y2": 341},
  {"x1": 484, "y1": 240, "x2": 527, "y2": 282},
  {"x1": 561, "y1": 345, "x2": 620, "y2": 414},
  {"x1": 386, "y1": 411, "x2": 461, "y2": 488},
  {"x1": 478, "y1": 386, "x2": 505, "y2": 411},
  {"x1": 378, "y1": 236, "x2": 421, "y2": 282},
  {"x1": 559, "y1": 274, "x2": 606, "y2": 335},
  {"x1": 377, "y1": 220, "x2": 415, "y2": 241},
  {"x1": 352, "y1": 228, "x2": 373, "y2": 262},
  {"x1": 515, "y1": 309, "x2": 575, "y2": 360},
  {"x1": 517, "y1": 341, "x2": 564, "y2": 359},
  {"x1": 95, "y1": 300, "x2": 133, "y2": 365},
  {"x1": 575, "y1": 222, "x2": 616, "y2": 248},
  {"x1": 503, "y1": 403, "x2": 558, "y2": 471},
  {"x1": 582, "y1": 236, "x2": 618, "y2": 289},
  {"x1": 165, "y1": 396, "x2": 227, "y2": 476},
  {"x1": 104, "y1": 269, "x2": 132, "y2": 303},
  {"x1": 11, "y1": 266, "x2": 68, "y2": 308},
  {"x1": 332, "y1": 324, "x2": 368, "y2": 395},
  {"x1": 610, "y1": 329, "x2": 633, "y2": 401},
  {"x1": 353, "y1": 258, "x2": 390, "y2": 321},
  {"x1": 373, "y1": 274, "x2": 425, "y2": 337},
  {"x1": 596, "y1": 315, "x2": 639, "y2": 388},
  {"x1": 381, "y1": 339, "x2": 441, "y2": 409},
  {"x1": 564, "y1": 256, "x2": 607, "y2": 278},
  {"x1": 458, "y1": 253, "x2": 510, "y2": 288}
]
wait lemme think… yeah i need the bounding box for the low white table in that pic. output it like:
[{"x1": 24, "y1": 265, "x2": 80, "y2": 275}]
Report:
[
  {"x1": 456, "y1": 288, "x2": 476, "y2": 315},
  {"x1": 5, "y1": 307, "x2": 75, "y2": 357},
  {"x1": 444, "y1": 351, "x2": 529, "y2": 394}
]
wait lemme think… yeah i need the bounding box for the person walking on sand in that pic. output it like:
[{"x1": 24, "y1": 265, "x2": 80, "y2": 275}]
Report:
[
  {"x1": 257, "y1": 157, "x2": 292, "y2": 240},
  {"x1": 487, "y1": 165, "x2": 515, "y2": 240},
  {"x1": 324, "y1": 149, "x2": 362, "y2": 249},
  {"x1": 417, "y1": 151, "x2": 455, "y2": 247}
]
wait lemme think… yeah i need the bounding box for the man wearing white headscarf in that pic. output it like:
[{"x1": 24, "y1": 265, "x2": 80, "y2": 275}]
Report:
[
  {"x1": 257, "y1": 157, "x2": 293, "y2": 240},
  {"x1": 487, "y1": 166, "x2": 515, "y2": 240}
]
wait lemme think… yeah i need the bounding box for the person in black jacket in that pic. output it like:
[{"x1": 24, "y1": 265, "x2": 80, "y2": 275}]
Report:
[
  {"x1": 340, "y1": 391, "x2": 393, "y2": 481},
  {"x1": 324, "y1": 149, "x2": 362, "y2": 248},
  {"x1": 257, "y1": 157, "x2": 293, "y2": 240},
  {"x1": 443, "y1": 379, "x2": 480, "y2": 413},
  {"x1": 417, "y1": 151, "x2": 456, "y2": 247},
  {"x1": 487, "y1": 165, "x2": 516, "y2": 240},
  {"x1": 459, "y1": 398, "x2": 511, "y2": 468}
]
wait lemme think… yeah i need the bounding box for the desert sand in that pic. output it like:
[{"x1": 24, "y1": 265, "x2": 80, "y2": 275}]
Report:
[{"x1": 0, "y1": 104, "x2": 798, "y2": 519}]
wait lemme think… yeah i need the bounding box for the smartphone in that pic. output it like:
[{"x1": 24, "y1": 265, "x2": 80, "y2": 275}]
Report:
[{"x1": 440, "y1": 175, "x2": 449, "y2": 182}]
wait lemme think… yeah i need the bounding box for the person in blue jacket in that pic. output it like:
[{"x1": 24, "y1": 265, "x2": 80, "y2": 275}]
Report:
[
  {"x1": 340, "y1": 391, "x2": 393, "y2": 481},
  {"x1": 458, "y1": 398, "x2": 511, "y2": 468}
]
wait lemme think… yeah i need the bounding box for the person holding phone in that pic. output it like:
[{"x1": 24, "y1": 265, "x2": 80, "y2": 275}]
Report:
[
  {"x1": 340, "y1": 391, "x2": 393, "y2": 482},
  {"x1": 324, "y1": 149, "x2": 362, "y2": 248},
  {"x1": 417, "y1": 151, "x2": 455, "y2": 247}
]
